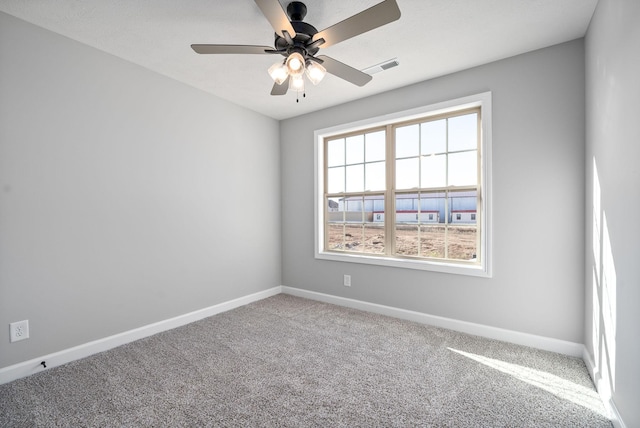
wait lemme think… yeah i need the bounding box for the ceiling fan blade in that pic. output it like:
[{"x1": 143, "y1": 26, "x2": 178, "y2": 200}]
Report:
[
  {"x1": 316, "y1": 55, "x2": 372, "y2": 87},
  {"x1": 254, "y1": 0, "x2": 297, "y2": 39},
  {"x1": 311, "y1": 0, "x2": 401, "y2": 48},
  {"x1": 191, "y1": 44, "x2": 273, "y2": 54},
  {"x1": 271, "y1": 76, "x2": 290, "y2": 95}
]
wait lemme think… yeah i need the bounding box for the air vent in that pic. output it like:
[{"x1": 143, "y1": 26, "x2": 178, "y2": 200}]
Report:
[{"x1": 362, "y1": 58, "x2": 399, "y2": 75}]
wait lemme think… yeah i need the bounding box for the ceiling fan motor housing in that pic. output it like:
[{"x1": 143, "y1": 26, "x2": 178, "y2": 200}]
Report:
[{"x1": 274, "y1": 2, "x2": 320, "y2": 56}]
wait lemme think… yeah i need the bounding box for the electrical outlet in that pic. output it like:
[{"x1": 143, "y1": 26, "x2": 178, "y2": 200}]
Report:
[
  {"x1": 10, "y1": 320, "x2": 29, "y2": 343},
  {"x1": 343, "y1": 274, "x2": 351, "y2": 287}
]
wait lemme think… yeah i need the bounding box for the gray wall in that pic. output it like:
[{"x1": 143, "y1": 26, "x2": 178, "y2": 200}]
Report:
[
  {"x1": 585, "y1": 0, "x2": 640, "y2": 425},
  {"x1": 0, "y1": 13, "x2": 281, "y2": 369},
  {"x1": 281, "y1": 39, "x2": 586, "y2": 343}
]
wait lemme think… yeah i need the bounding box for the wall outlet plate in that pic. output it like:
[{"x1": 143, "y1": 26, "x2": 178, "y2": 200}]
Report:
[
  {"x1": 343, "y1": 275, "x2": 351, "y2": 287},
  {"x1": 10, "y1": 320, "x2": 29, "y2": 342}
]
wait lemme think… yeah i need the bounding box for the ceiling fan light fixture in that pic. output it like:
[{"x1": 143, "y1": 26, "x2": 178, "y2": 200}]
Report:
[
  {"x1": 268, "y1": 61, "x2": 289, "y2": 85},
  {"x1": 305, "y1": 61, "x2": 326, "y2": 85},
  {"x1": 285, "y1": 52, "x2": 305, "y2": 76},
  {"x1": 193, "y1": 0, "x2": 400, "y2": 97},
  {"x1": 289, "y1": 74, "x2": 305, "y2": 92}
]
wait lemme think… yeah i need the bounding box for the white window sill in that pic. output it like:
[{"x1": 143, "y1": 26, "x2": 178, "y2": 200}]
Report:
[{"x1": 316, "y1": 251, "x2": 491, "y2": 278}]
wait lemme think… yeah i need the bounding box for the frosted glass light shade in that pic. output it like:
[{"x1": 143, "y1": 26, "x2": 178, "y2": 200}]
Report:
[
  {"x1": 285, "y1": 52, "x2": 305, "y2": 76},
  {"x1": 289, "y1": 74, "x2": 305, "y2": 92},
  {"x1": 268, "y1": 62, "x2": 289, "y2": 85},
  {"x1": 305, "y1": 61, "x2": 326, "y2": 85}
]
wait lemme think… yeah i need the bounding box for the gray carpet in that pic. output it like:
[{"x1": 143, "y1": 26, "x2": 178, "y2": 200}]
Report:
[{"x1": 0, "y1": 294, "x2": 611, "y2": 427}]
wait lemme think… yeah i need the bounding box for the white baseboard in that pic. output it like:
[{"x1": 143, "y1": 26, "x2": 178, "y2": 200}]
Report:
[
  {"x1": 0, "y1": 286, "x2": 282, "y2": 385},
  {"x1": 281, "y1": 286, "x2": 585, "y2": 357},
  {"x1": 582, "y1": 349, "x2": 627, "y2": 428}
]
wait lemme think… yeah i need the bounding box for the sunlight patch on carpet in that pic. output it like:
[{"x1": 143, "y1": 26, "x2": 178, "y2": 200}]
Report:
[{"x1": 448, "y1": 348, "x2": 608, "y2": 418}]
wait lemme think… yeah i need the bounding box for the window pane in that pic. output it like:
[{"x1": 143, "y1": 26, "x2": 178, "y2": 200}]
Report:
[
  {"x1": 346, "y1": 164, "x2": 364, "y2": 193},
  {"x1": 421, "y1": 119, "x2": 446, "y2": 154},
  {"x1": 396, "y1": 158, "x2": 419, "y2": 189},
  {"x1": 365, "y1": 130, "x2": 385, "y2": 162},
  {"x1": 363, "y1": 223, "x2": 385, "y2": 254},
  {"x1": 327, "y1": 166, "x2": 345, "y2": 193},
  {"x1": 346, "y1": 135, "x2": 364, "y2": 164},
  {"x1": 327, "y1": 197, "x2": 343, "y2": 223},
  {"x1": 395, "y1": 193, "x2": 417, "y2": 212},
  {"x1": 343, "y1": 196, "x2": 363, "y2": 223},
  {"x1": 448, "y1": 151, "x2": 477, "y2": 186},
  {"x1": 396, "y1": 224, "x2": 420, "y2": 256},
  {"x1": 448, "y1": 225, "x2": 477, "y2": 260},
  {"x1": 327, "y1": 223, "x2": 345, "y2": 251},
  {"x1": 396, "y1": 124, "x2": 419, "y2": 158},
  {"x1": 344, "y1": 224, "x2": 363, "y2": 251},
  {"x1": 448, "y1": 189, "x2": 477, "y2": 224},
  {"x1": 327, "y1": 138, "x2": 345, "y2": 167},
  {"x1": 364, "y1": 195, "x2": 386, "y2": 252},
  {"x1": 365, "y1": 161, "x2": 385, "y2": 191},
  {"x1": 421, "y1": 225, "x2": 446, "y2": 258},
  {"x1": 364, "y1": 194, "x2": 385, "y2": 214},
  {"x1": 421, "y1": 154, "x2": 446, "y2": 188},
  {"x1": 448, "y1": 113, "x2": 477, "y2": 152},
  {"x1": 396, "y1": 210, "x2": 419, "y2": 224},
  {"x1": 419, "y1": 192, "x2": 445, "y2": 225}
]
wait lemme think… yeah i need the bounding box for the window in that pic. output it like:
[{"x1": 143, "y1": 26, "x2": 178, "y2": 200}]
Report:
[{"x1": 315, "y1": 93, "x2": 492, "y2": 277}]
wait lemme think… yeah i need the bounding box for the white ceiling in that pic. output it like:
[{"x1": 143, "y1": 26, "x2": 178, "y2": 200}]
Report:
[{"x1": 0, "y1": 0, "x2": 597, "y2": 120}]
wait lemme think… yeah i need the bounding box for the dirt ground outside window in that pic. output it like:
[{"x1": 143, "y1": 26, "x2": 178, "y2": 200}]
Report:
[{"x1": 328, "y1": 224, "x2": 477, "y2": 260}]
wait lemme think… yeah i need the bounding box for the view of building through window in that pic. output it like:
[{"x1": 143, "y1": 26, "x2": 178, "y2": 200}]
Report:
[{"x1": 324, "y1": 108, "x2": 481, "y2": 264}]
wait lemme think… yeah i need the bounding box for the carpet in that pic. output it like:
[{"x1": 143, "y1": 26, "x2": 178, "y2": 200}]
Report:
[{"x1": 0, "y1": 294, "x2": 612, "y2": 427}]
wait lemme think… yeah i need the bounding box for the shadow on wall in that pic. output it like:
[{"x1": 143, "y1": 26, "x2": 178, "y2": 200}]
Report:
[{"x1": 591, "y1": 157, "x2": 617, "y2": 405}]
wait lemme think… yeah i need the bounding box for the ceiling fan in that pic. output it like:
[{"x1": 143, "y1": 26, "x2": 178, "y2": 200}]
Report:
[{"x1": 191, "y1": 0, "x2": 401, "y2": 99}]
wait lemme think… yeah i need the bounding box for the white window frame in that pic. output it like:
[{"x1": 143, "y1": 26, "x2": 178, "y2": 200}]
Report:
[{"x1": 314, "y1": 92, "x2": 493, "y2": 277}]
